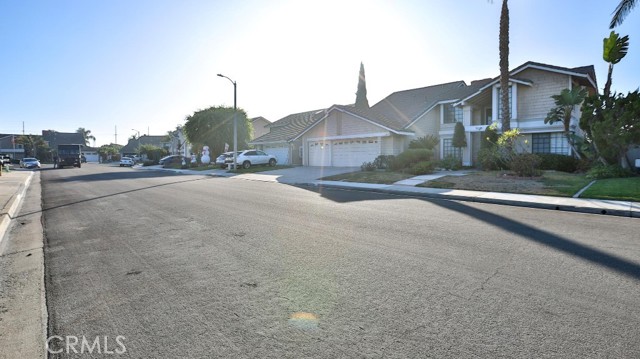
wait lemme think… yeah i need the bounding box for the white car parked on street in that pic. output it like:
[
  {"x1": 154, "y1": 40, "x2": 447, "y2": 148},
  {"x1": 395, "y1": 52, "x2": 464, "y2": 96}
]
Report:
[
  {"x1": 225, "y1": 150, "x2": 277, "y2": 169},
  {"x1": 119, "y1": 157, "x2": 135, "y2": 167}
]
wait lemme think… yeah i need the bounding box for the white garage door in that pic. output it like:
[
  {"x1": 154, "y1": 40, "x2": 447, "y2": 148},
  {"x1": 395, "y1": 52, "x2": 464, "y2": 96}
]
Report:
[
  {"x1": 83, "y1": 152, "x2": 99, "y2": 162},
  {"x1": 331, "y1": 138, "x2": 379, "y2": 167},
  {"x1": 308, "y1": 141, "x2": 331, "y2": 167},
  {"x1": 263, "y1": 145, "x2": 289, "y2": 165}
]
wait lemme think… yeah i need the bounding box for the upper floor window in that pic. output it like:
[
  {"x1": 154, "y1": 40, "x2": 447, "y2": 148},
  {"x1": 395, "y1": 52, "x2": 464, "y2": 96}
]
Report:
[
  {"x1": 443, "y1": 104, "x2": 463, "y2": 124},
  {"x1": 497, "y1": 86, "x2": 512, "y2": 121}
]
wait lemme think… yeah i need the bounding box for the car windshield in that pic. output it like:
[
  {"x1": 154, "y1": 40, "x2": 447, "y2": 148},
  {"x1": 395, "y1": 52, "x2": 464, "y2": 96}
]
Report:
[{"x1": 24, "y1": 158, "x2": 37, "y2": 162}]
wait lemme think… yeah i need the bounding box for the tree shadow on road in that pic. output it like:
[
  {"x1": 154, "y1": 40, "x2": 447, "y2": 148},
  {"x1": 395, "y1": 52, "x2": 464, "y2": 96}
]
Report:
[{"x1": 300, "y1": 184, "x2": 640, "y2": 280}]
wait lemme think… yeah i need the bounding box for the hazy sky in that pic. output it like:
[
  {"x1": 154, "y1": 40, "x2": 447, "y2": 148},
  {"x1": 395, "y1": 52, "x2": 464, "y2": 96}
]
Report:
[{"x1": 1, "y1": 0, "x2": 638, "y2": 146}]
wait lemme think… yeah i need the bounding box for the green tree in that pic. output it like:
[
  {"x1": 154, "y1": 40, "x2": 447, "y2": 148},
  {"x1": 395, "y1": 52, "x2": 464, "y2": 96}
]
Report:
[
  {"x1": 17, "y1": 135, "x2": 50, "y2": 160},
  {"x1": 138, "y1": 144, "x2": 168, "y2": 163},
  {"x1": 610, "y1": 0, "x2": 636, "y2": 28},
  {"x1": 582, "y1": 91, "x2": 640, "y2": 168},
  {"x1": 602, "y1": 31, "x2": 629, "y2": 99},
  {"x1": 544, "y1": 87, "x2": 588, "y2": 159},
  {"x1": 97, "y1": 144, "x2": 123, "y2": 162},
  {"x1": 499, "y1": 0, "x2": 510, "y2": 132},
  {"x1": 452, "y1": 122, "x2": 467, "y2": 150},
  {"x1": 183, "y1": 106, "x2": 251, "y2": 154},
  {"x1": 355, "y1": 62, "x2": 369, "y2": 109},
  {"x1": 77, "y1": 127, "x2": 96, "y2": 146}
]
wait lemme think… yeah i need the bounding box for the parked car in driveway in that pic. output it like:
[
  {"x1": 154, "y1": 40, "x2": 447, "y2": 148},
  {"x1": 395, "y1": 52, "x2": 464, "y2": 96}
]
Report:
[
  {"x1": 159, "y1": 155, "x2": 186, "y2": 168},
  {"x1": 215, "y1": 151, "x2": 240, "y2": 168},
  {"x1": 119, "y1": 157, "x2": 135, "y2": 167},
  {"x1": 20, "y1": 157, "x2": 41, "y2": 169},
  {"x1": 225, "y1": 150, "x2": 277, "y2": 169}
]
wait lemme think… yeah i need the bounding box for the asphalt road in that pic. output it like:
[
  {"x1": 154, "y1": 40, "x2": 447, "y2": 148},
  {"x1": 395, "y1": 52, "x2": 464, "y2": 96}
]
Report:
[{"x1": 41, "y1": 164, "x2": 640, "y2": 358}]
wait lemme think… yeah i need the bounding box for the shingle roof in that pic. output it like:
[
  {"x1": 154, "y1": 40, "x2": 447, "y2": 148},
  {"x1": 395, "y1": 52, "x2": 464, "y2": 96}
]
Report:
[
  {"x1": 370, "y1": 80, "x2": 492, "y2": 129},
  {"x1": 41, "y1": 131, "x2": 85, "y2": 147},
  {"x1": 250, "y1": 109, "x2": 326, "y2": 144}
]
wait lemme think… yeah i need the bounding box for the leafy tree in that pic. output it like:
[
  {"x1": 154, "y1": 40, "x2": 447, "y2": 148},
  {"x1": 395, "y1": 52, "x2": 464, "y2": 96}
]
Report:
[
  {"x1": 138, "y1": 144, "x2": 168, "y2": 163},
  {"x1": 610, "y1": 0, "x2": 636, "y2": 28},
  {"x1": 602, "y1": 31, "x2": 629, "y2": 99},
  {"x1": 544, "y1": 87, "x2": 588, "y2": 159},
  {"x1": 581, "y1": 90, "x2": 640, "y2": 168},
  {"x1": 183, "y1": 106, "x2": 251, "y2": 154},
  {"x1": 499, "y1": 0, "x2": 510, "y2": 132},
  {"x1": 77, "y1": 127, "x2": 96, "y2": 146},
  {"x1": 97, "y1": 144, "x2": 123, "y2": 161},
  {"x1": 17, "y1": 135, "x2": 50, "y2": 160},
  {"x1": 355, "y1": 62, "x2": 369, "y2": 109}
]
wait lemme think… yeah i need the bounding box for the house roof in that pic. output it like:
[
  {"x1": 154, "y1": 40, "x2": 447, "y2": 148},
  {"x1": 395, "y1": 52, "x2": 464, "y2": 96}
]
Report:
[
  {"x1": 250, "y1": 109, "x2": 325, "y2": 144},
  {"x1": 120, "y1": 135, "x2": 168, "y2": 153},
  {"x1": 41, "y1": 131, "x2": 86, "y2": 148},
  {"x1": 251, "y1": 116, "x2": 270, "y2": 124},
  {"x1": 370, "y1": 79, "x2": 493, "y2": 129}
]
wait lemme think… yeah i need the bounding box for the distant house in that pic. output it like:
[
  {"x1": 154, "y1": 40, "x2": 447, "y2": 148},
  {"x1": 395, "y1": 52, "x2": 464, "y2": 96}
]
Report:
[
  {"x1": 41, "y1": 130, "x2": 101, "y2": 162},
  {"x1": 0, "y1": 134, "x2": 25, "y2": 161},
  {"x1": 251, "y1": 116, "x2": 271, "y2": 140},
  {"x1": 250, "y1": 109, "x2": 326, "y2": 165},
  {"x1": 120, "y1": 135, "x2": 170, "y2": 159},
  {"x1": 165, "y1": 128, "x2": 192, "y2": 157}
]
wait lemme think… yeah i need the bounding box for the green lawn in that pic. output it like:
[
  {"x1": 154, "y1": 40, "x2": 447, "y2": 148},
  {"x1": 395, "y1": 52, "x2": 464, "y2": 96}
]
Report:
[
  {"x1": 580, "y1": 177, "x2": 640, "y2": 202},
  {"x1": 541, "y1": 171, "x2": 594, "y2": 197},
  {"x1": 320, "y1": 171, "x2": 414, "y2": 184}
]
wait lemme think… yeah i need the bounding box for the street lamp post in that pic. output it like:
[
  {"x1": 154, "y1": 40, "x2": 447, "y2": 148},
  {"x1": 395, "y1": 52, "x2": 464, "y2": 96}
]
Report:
[{"x1": 217, "y1": 73, "x2": 237, "y2": 171}]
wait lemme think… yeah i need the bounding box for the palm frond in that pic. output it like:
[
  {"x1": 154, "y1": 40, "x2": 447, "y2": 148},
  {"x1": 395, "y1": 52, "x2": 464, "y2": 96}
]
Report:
[{"x1": 610, "y1": 0, "x2": 637, "y2": 28}]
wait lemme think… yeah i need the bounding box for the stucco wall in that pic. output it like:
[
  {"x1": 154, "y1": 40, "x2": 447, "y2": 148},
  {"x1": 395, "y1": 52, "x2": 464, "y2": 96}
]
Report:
[
  {"x1": 408, "y1": 109, "x2": 440, "y2": 137},
  {"x1": 303, "y1": 110, "x2": 381, "y2": 139}
]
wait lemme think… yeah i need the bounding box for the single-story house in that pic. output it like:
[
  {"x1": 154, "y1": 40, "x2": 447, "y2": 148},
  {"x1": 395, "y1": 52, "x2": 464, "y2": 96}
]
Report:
[
  {"x1": 250, "y1": 116, "x2": 271, "y2": 140},
  {"x1": 120, "y1": 135, "x2": 171, "y2": 159}
]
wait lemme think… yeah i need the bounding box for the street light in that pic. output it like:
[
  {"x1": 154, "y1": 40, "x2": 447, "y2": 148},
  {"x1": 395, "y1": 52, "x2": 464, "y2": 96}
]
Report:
[
  {"x1": 217, "y1": 73, "x2": 237, "y2": 171},
  {"x1": 132, "y1": 129, "x2": 141, "y2": 160}
]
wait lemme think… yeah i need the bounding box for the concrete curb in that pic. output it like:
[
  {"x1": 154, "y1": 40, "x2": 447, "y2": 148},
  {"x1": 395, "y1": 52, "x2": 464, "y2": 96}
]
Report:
[
  {"x1": 300, "y1": 182, "x2": 639, "y2": 218},
  {"x1": 0, "y1": 172, "x2": 34, "y2": 244}
]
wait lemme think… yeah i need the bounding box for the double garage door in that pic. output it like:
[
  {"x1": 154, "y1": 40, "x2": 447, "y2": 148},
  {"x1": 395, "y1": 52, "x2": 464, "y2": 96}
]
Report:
[
  {"x1": 308, "y1": 138, "x2": 379, "y2": 167},
  {"x1": 263, "y1": 145, "x2": 289, "y2": 165}
]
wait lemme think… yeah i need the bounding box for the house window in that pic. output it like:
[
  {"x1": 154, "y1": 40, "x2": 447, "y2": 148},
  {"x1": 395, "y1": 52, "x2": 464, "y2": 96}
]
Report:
[
  {"x1": 484, "y1": 108, "x2": 492, "y2": 125},
  {"x1": 532, "y1": 133, "x2": 569, "y2": 155},
  {"x1": 442, "y1": 138, "x2": 461, "y2": 159},
  {"x1": 497, "y1": 86, "x2": 512, "y2": 121},
  {"x1": 443, "y1": 104, "x2": 463, "y2": 124}
]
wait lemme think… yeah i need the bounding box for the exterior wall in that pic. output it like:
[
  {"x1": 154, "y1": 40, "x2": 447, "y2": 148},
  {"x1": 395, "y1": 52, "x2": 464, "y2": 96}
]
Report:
[
  {"x1": 407, "y1": 109, "x2": 440, "y2": 138},
  {"x1": 380, "y1": 135, "x2": 406, "y2": 156},
  {"x1": 516, "y1": 68, "x2": 570, "y2": 121},
  {"x1": 303, "y1": 111, "x2": 381, "y2": 139},
  {"x1": 251, "y1": 118, "x2": 270, "y2": 140}
]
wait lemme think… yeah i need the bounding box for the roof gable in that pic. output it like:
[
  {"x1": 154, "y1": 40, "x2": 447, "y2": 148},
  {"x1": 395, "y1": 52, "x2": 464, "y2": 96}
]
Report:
[{"x1": 250, "y1": 109, "x2": 325, "y2": 144}]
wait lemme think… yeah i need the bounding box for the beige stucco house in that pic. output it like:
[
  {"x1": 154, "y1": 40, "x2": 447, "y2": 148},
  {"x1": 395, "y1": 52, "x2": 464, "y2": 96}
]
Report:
[
  {"x1": 250, "y1": 116, "x2": 271, "y2": 140},
  {"x1": 255, "y1": 61, "x2": 597, "y2": 167}
]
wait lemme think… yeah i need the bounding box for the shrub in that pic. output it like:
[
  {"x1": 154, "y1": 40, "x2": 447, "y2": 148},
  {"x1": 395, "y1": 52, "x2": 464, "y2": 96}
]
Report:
[
  {"x1": 537, "y1": 153, "x2": 580, "y2": 173},
  {"x1": 361, "y1": 161, "x2": 376, "y2": 171},
  {"x1": 478, "y1": 147, "x2": 507, "y2": 170},
  {"x1": 481, "y1": 124, "x2": 500, "y2": 149},
  {"x1": 409, "y1": 135, "x2": 439, "y2": 150},
  {"x1": 373, "y1": 155, "x2": 395, "y2": 170},
  {"x1": 586, "y1": 164, "x2": 634, "y2": 179},
  {"x1": 410, "y1": 161, "x2": 435, "y2": 175},
  {"x1": 143, "y1": 160, "x2": 157, "y2": 166},
  {"x1": 509, "y1": 153, "x2": 542, "y2": 177},
  {"x1": 390, "y1": 149, "x2": 434, "y2": 171},
  {"x1": 439, "y1": 155, "x2": 462, "y2": 170}
]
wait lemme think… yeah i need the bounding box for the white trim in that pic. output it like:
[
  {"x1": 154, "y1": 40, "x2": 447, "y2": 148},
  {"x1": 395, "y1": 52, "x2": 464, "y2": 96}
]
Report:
[
  {"x1": 292, "y1": 106, "x2": 413, "y2": 141},
  {"x1": 306, "y1": 132, "x2": 390, "y2": 142},
  {"x1": 512, "y1": 64, "x2": 597, "y2": 89}
]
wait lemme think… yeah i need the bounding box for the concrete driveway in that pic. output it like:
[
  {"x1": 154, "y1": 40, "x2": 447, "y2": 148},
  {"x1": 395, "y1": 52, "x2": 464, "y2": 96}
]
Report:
[{"x1": 229, "y1": 166, "x2": 360, "y2": 184}]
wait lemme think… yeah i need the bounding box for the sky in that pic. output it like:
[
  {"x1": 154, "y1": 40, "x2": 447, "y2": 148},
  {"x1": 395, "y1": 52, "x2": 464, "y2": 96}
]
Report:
[{"x1": 1, "y1": 0, "x2": 638, "y2": 146}]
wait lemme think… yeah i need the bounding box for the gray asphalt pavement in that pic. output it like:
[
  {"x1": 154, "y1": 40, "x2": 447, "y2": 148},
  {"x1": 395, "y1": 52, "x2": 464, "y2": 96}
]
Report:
[{"x1": 41, "y1": 164, "x2": 640, "y2": 358}]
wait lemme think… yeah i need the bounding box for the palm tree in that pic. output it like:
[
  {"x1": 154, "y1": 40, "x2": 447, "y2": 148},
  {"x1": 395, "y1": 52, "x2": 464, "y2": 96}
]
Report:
[
  {"x1": 499, "y1": 0, "x2": 510, "y2": 132},
  {"x1": 77, "y1": 127, "x2": 96, "y2": 146},
  {"x1": 544, "y1": 87, "x2": 588, "y2": 159},
  {"x1": 610, "y1": 0, "x2": 636, "y2": 28},
  {"x1": 602, "y1": 31, "x2": 629, "y2": 99}
]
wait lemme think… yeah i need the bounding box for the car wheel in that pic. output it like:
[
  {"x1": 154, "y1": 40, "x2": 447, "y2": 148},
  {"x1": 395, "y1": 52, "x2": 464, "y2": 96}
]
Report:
[
  {"x1": 268, "y1": 158, "x2": 276, "y2": 167},
  {"x1": 243, "y1": 161, "x2": 251, "y2": 169},
  {"x1": 120, "y1": 164, "x2": 123, "y2": 167}
]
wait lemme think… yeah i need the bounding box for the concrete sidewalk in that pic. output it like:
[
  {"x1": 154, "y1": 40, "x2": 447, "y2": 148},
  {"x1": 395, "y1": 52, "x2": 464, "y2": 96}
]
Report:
[{"x1": 0, "y1": 169, "x2": 34, "y2": 245}]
